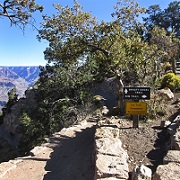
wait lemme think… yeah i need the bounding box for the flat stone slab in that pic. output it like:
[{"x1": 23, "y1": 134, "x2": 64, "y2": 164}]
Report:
[
  {"x1": 153, "y1": 162, "x2": 180, "y2": 180},
  {"x1": 96, "y1": 137, "x2": 124, "y2": 156},
  {"x1": 96, "y1": 154, "x2": 129, "y2": 179},
  {"x1": 95, "y1": 127, "x2": 120, "y2": 139},
  {"x1": 163, "y1": 150, "x2": 180, "y2": 164},
  {"x1": 0, "y1": 162, "x2": 17, "y2": 178}
]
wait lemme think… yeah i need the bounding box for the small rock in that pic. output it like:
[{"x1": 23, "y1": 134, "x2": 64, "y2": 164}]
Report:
[
  {"x1": 131, "y1": 164, "x2": 152, "y2": 180},
  {"x1": 30, "y1": 146, "x2": 50, "y2": 156},
  {"x1": 156, "y1": 87, "x2": 174, "y2": 100}
]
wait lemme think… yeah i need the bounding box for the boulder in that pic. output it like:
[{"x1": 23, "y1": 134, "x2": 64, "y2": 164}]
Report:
[
  {"x1": 156, "y1": 87, "x2": 174, "y2": 100},
  {"x1": 153, "y1": 162, "x2": 180, "y2": 180}
]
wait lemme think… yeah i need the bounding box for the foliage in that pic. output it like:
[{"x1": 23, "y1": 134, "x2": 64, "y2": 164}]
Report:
[
  {"x1": 2, "y1": 87, "x2": 18, "y2": 114},
  {"x1": 160, "y1": 73, "x2": 180, "y2": 91},
  {"x1": 0, "y1": 0, "x2": 43, "y2": 28},
  {"x1": 112, "y1": 0, "x2": 146, "y2": 30},
  {"x1": 144, "y1": 1, "x2": 180, "y2": 38},
  {"x1": 33, "y1": 62, "x2": 96, "y2": 136},
  {"x1": 143, "y1": 1, "x2": 180, "y2": 73},
  {"x1": 3, "y1": 0, "x2": 180, "y2": 154},
  {"x1": 18, "y1": 111, "x2": 45, "y2": 155},
  {"x1": 37, "y1": 0, "x2": 165, "y2": 87},
  {"x1": 146, "y1": 95, "x2": 167, "y2": 120}
]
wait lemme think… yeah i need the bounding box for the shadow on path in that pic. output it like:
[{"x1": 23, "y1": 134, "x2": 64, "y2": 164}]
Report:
[
  {"x1": 43, "y1": 125, "x2": 96, "y2": 180},
  {"x1": 147, "y1": 126, "x2": 170, "y2": 173}
]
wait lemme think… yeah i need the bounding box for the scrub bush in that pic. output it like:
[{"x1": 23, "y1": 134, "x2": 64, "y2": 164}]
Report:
[{"x1": 161, "y1": 73, "x2": 180, "y2": 91}]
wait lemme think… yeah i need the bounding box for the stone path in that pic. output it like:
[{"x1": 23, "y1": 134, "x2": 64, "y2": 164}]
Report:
[{"x1": 0, "y1": 120, "x2": 96, "y2": 180}]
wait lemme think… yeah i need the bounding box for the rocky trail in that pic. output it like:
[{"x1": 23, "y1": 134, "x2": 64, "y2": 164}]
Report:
[
  {"x1": 119, "y1": 122, "x2": 170, "y2": 174},
  {"x1": 0, "y1": 94, "x2": 180, "y2": 180},
  {"x1": 0, "y1": 117, "x2": 175, "y2": 180},
  {"x1": 0, "y1": 120, "x2": 96, "y2": 180}
]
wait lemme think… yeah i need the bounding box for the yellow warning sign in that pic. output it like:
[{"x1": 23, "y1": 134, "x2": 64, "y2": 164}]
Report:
[{"x1": 126, "y1": 102, "x2": 147, "y2": 115}]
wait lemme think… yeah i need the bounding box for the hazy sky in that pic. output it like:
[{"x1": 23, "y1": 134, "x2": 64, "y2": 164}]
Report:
[{"x1": 0, "y1": 0, "x2": 174, "y2": 66}]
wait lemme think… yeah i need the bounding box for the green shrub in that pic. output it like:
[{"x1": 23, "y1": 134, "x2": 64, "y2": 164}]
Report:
[
  {"x1": 146, "y1": 96, "x2": 167, "y2": 120},
  {"x1": 161, "y1": 73, "x2": 180, "y2": 91}
]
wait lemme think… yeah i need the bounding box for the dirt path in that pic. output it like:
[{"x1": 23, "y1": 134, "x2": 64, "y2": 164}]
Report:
[
  {"x1": 0, "y1": 120, "x2": 96, "y2": 180},
  {"x1": 119, "y1": 123, "x2": 170, "y2": 174},
  {"x1": 43, "y1": 121, "x2": 96, "y2": 180},
  {"x1": 1, "y1": 94, "x2": 179, "y2": 180}
]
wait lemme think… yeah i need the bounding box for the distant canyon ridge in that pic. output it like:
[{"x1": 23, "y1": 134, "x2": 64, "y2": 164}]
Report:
[{"x1": 0, "y1": 66, "x2": 40, "y2": 111}]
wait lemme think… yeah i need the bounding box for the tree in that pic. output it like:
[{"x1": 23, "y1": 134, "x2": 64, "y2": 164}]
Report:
[
  {"x1": 112, "y1": 0, "x2": 146, "y2": 31},
  {"x1": 1, "y1": 87, "x2": 18, "y2": 118},
  {"x1": 6, "y1": 0, "x2": 177, "y2": 154},
  {"x1": 37, "y1": 0, "x2": 174, "y2": 90},
  {"x1": 164, "y1": 1, "x2": 180, "y2": 38},
  {"x1": 5, "y1": 87, "x2": 18, "y2": 108},
  {"x1": 0, "y1": 0, "x2": 43, "y2": 28},
  {"x1": 37, "y1": 0, "x2": 150, "y2": 82},
  {"x1": 144, "y1": 1, "x2": 180, "y2": 38},
  {"x1": 143, "y1": 2, "x2": 180, "y2": 74},
  {"x1": 149, "y1": 27, "x2": 180, "y2": 73},
  {"x1": 143, "y1": 5, "x2": 162, "y2": 31}
]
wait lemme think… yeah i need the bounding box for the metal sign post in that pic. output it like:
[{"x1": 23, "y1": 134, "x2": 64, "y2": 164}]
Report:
[
  {"x1": 124, "y1": 87, "x2": 150, "y2": 100},
  {"x1": 133, "y1": 114, "x2": 139, "y2": 128},
  {"x1": 124, "y1": 86, "x2": 150, "y2": 128},
  {"x1": 126, "y1": 101, "x2": 147, "y2": 128}
]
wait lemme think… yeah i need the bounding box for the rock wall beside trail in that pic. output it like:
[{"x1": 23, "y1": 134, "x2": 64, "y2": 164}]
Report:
[
  {"x1": 1, "y1": 114, "x2": 180, "y2": 180},
  {"x1": 94, "y1": 125, "x2": 129, "y2": 180},
  {"x1": 153, "y1": 115, "x2": 180, "y2": 180}
]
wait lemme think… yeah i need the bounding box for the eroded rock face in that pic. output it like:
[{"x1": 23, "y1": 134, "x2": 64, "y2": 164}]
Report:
[
  {"x1": 0, "y1": 88, "x2": 38, "y2": 156},
  {"x1": 0, "y1": 136, "x2": 17, "y2": 163},
  {"x1": 0, "y1": 66, "x2": 40, "y2": 112},
  {"x1": 3, "y1": 88, "x2": 37, "y2": 135}
]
